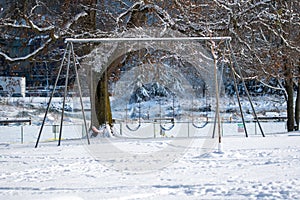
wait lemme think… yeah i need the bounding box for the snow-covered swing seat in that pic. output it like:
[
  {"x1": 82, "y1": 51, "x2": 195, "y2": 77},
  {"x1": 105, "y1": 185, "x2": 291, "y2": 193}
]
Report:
[
  {"x1": 192, "y1": 97, "x2": 209, "y2": 129},
  {"x1": 125, "y1": 102, "x2": 141, "y2": 131},
  {"x1": 159, "y1": 94, "x2": 176, "y2": 131}
]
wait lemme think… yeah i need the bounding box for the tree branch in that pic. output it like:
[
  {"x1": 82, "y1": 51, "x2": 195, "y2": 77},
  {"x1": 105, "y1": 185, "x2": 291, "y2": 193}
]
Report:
[{"x1": 0, "y1": 38, "x2": 52, "y2": 62}]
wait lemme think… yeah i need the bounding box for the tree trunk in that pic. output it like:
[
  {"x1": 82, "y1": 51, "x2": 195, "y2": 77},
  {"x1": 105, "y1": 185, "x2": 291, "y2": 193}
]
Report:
[
  {"x1": 285, "y1": 65, "x2": 294, "y2": 132},
  {"x1": 295, "y1": 77, "x2": 300, "y2": 130},
  {"x1": 95, "y1": 74, "x2": 112, "y2": 127}
]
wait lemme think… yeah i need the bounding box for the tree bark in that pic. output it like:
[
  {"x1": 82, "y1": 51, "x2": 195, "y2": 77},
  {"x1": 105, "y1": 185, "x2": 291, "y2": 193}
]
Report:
[
  {"x1": 295, "y1": 77, "x2": 300, "y2": 130},
  {"x1": 285, "y1": 64, "x2": 294, "y2": 132},
  {"x1": 95, "y1": 73, "x2": 112, "y2": 127}
]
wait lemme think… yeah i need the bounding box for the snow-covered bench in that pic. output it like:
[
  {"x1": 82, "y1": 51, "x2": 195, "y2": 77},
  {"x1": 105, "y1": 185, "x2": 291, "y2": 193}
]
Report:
[
  {"x1": 254, "y1": 116, "x2": 287, "y2": 122},
  {"x1": 0, "y1": 118, "x2": 31, "y2": 125}
]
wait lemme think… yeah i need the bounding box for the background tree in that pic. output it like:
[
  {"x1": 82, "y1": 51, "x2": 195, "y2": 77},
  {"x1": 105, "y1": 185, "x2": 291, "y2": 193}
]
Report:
[
  {"x1": 0, "y1": 0, "x2": 97, "y2": 87},
  {"x1": 1, "y1": 0, "x2": 299, "y2": 131},
  {"x1": 216, "y1": 0, "x2": 300, "y2": 131}
]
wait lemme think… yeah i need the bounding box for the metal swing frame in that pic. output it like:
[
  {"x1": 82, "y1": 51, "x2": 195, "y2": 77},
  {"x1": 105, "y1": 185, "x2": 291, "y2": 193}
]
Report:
[
  {"x1": 34, "y1": 36, "x2": 265, "y2": 147},
  {"x1": 35, "y1": 42, "x2": 90, "y2": 147}
]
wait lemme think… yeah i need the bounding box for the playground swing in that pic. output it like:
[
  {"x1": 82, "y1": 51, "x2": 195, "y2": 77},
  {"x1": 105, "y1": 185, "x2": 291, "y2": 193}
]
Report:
[
  {"x1": 125, "y1": 102, "x2": 142, "y2": 131},
  {"x1": 159, "y1": 94, "x2": 176, "y2": 131},
  {"x1": 35, "y1": 35, "x2": 267, "y2": 149},
  {"x1": 191, "y1": 90, "x2": 209, "y2": 129}
]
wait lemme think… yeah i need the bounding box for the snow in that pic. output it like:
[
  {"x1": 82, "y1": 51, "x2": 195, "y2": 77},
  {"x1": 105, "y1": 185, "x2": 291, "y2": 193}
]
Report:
[
  {"x1": 0, "y1": 94, "x2": 298, "y2": 199},
  {"x1": 1, "y1": 130, "x2": 300, "y2": 199}
]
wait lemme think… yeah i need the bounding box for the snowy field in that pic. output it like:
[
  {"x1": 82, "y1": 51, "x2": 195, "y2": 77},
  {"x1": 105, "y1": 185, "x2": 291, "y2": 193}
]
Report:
[
  {"x1": 1, "y1": 131, "x2": 300, "y2": 200},
  {"x1": 1, "y1": 96, "x2": 299, "y2": 199}
]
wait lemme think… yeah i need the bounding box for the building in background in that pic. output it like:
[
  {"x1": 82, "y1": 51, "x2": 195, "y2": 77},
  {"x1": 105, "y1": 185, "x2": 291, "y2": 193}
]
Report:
[{"x1": 0, "y1": 76, "x2": 26, "y2": 97}]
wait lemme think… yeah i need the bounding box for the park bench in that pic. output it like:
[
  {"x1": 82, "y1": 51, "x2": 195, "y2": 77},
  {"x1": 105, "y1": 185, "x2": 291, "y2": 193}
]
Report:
[
  {"x1": 254, "y1": 116, "x2": 287, "y2": 122},
  {"x1": 0, "y1": 118, "x2": 32, "y2": 125}
]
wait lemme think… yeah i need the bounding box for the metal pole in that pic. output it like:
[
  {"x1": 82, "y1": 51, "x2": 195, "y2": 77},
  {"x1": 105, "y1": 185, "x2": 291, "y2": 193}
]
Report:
[
  {"x1": 153, "y1": 123, "x2": 156, "y2": 138},
  {"x1": 212, "y1": 111, "x2": 217, "y2": 138},
  {"x1": 211, "y1": 40, "x2": 222, "y2": 145},
  {"x1": 187, "y1": 121, "x2": 190, "y2": 138},
  {"x1": 230, "y1": 60, "x2": 248, "y2": 137},
  {"x1": 21, "y1": 126, "x2": 24, "y2": 144},
  {"x1": 70, "y1": 42, "x2": 90, "y2": 145},
  {"x1": 35, "y1": 43, "x2": 69, "y2": 148},
  {"x1": 212, "y1": 51, "x2": 225, "y2": 139},
  {"x1": 54, "y1": 125, "x2": 57, "y2": 140},
  {"x1": 255, "y1": 121, "x2": 257, "y2": 135},
  {"x1": 58, "y1": 45, "x2": 71, "y2": 146},
  {"x1": 65, "y1": 37, "x2": 232, "y2": 43},
  {"x1": 120, "y1": 122, "x2": 122, "y2": 136},
  {"x1": 228, "y1": 42, "x2": 265, "y2": 137}
]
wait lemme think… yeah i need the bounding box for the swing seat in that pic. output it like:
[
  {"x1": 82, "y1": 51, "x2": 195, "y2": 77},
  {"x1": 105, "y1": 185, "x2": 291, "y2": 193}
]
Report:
[
  {"x1": 126, "y1": 123, "x2": 141, "y2": 131},
  {"x1": 192, "y1": 115, "x2": 208, "y2": 129},
  {"x1": 160, "y1": 118, "x2": 175, "y2": 131}
]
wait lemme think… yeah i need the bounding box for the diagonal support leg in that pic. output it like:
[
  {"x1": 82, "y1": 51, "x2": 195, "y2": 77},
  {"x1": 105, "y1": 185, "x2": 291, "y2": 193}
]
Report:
[
  {"x1": 70, "y1": 42, "x2": 90, "y2": 145},
  {"x1": 230, "y1": 61, "x2": 248, "y2": 137},
  {"x1": 228, "y1": 42, "x2": 265, "y2": 137},
  {"x1": 58, "y1": 45, "x2": 72, "y2": 146},
  {"x1": 35, "y1": 43, "x2": 70, "y2": 148}
]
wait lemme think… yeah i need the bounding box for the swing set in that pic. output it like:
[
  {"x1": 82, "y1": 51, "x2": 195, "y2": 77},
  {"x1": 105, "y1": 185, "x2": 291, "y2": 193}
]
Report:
[{"x1": 34, "y1": 35, "x2": 265, "y2": 148}]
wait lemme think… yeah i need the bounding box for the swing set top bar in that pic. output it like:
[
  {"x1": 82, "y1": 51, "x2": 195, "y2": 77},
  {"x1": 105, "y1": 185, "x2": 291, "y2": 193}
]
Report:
[{"x1": 65, "y1": 36, "x2": 231, "y2": 43}]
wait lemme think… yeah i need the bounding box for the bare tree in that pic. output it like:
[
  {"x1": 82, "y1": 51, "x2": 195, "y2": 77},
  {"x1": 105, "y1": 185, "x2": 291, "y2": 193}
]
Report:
[
  {"x1": 231, "y1": 0, "x2": 300, "y2": 131},
  {"x1": 1, "y1": 0, "x2": 300, "y2": 130}
]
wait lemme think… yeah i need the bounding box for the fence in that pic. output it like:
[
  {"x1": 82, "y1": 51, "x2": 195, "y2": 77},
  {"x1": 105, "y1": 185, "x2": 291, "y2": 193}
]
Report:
[
  {"x1": 0, "y1": 121, "x2": 287, "y2": 144},
  {"x1": 0, "y1": 124, "x2": 86, "y2": 144},
  {"x1": 113, "y1": 120, "x2": 286, "y2": 138}
]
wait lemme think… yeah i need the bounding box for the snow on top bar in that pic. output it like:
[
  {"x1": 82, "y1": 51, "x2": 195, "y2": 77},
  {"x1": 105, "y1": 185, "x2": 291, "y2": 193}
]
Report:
[{"x1": 65, "y1": 36, "x2": 231, "y2": 43}]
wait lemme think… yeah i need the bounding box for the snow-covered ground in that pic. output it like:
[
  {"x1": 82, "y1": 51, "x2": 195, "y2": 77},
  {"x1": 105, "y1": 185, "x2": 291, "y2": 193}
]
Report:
[
  {"x1": 1, "y1": 95, "x2": 299, "y2": 199},
  {"x1": 1, "y1": 133, "x2": 300, "y2": 200}
]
